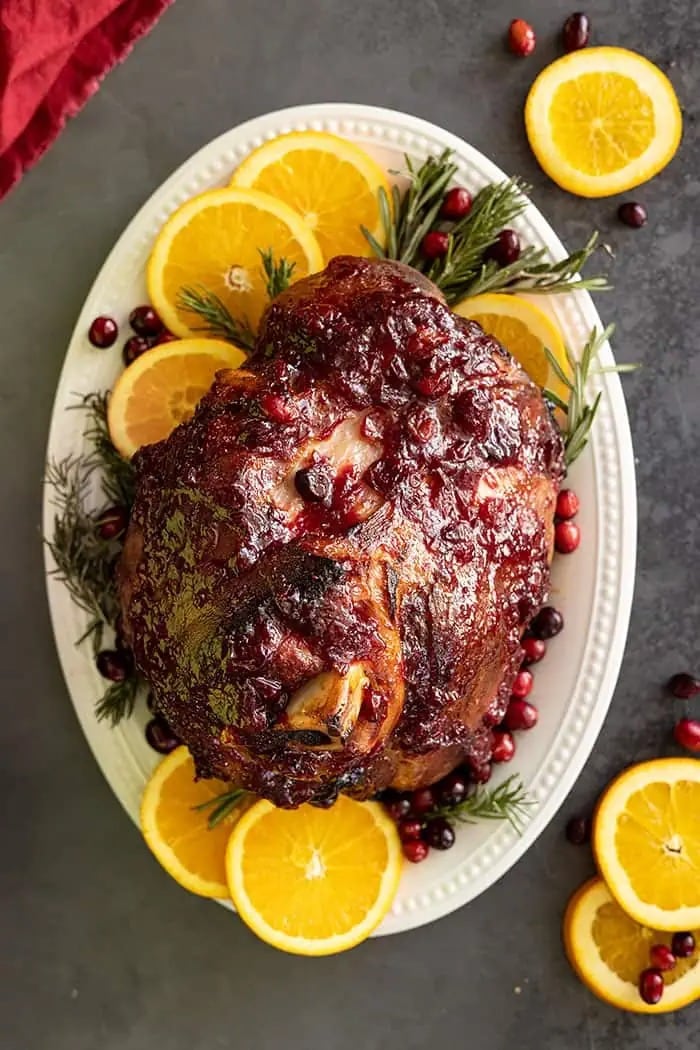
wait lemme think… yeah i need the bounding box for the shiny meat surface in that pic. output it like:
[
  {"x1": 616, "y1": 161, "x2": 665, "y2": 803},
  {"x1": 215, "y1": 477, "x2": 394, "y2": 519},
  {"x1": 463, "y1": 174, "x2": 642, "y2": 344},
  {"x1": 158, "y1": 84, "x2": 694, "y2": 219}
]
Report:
[{"x1": 119, "y1": 256, "x2": 564, "y2": 806}]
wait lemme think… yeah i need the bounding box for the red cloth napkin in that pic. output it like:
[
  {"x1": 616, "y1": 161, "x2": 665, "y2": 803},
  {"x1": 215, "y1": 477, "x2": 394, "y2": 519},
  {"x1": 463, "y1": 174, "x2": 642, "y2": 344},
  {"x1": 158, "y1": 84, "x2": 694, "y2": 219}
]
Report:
[{"x1": 0, "y1": 0, "x2": 173, "y2": 200}]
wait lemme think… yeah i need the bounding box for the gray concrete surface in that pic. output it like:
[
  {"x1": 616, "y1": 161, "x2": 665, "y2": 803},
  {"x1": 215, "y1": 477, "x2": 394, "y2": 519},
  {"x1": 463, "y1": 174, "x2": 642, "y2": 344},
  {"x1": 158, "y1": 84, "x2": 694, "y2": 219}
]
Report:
[{"x1": 1, "y1": 1, "x2": 699, "y2": 1047}]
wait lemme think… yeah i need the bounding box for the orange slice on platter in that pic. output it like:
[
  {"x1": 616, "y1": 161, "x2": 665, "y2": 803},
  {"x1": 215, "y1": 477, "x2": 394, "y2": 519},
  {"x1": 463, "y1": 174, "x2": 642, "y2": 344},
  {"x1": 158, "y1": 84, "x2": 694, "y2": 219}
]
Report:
[{"x1": 107, "y1": 337, "x2": 245, "y2": 457}]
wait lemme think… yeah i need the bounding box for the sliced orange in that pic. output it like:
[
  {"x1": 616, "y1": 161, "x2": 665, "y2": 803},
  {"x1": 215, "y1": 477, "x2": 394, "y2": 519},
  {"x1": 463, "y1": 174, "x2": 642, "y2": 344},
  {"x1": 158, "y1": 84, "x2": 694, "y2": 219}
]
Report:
[
  {"x1": 231, "y1": 131, "x2": 388, "y2": 262},
  {"x1": 593, "y1": 758, "x2": 700, "y2": 931},
  {"x1": 107, "y1": 338, "x2": 245, "y2": 457},
  {"x1": 147, "y1": 187, "x2": 323, "y2": 337},
  {"x1": 525, "y1": 47, "x2": 682, "y2": 198},
  {"x1": 140, "y1": 747, "x2": 252, "y2": 899},
  {"x1": 225, "y1": 796, "x2": 402, "y2": 955},
  {"x1": 564, "y1": 877, "x2": 700, "y2": 1013}
]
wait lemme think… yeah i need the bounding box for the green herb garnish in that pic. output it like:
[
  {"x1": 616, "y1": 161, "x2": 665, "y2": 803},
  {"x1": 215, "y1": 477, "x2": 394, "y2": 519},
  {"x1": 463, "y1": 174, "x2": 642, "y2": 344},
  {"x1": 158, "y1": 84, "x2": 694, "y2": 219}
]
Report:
[
  {"x1": 426, "y1": 773, "x2": 533, "y2": 833},
  {"x1": 193, "y1": 788, "x2": 249, "y2": 828}
]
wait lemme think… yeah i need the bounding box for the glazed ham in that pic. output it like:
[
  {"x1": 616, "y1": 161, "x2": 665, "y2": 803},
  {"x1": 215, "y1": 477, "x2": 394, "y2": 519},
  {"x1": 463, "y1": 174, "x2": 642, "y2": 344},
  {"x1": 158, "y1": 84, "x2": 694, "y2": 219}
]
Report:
[{"x1": 119, "y1": 257, "x2": 564, "y2": 806}]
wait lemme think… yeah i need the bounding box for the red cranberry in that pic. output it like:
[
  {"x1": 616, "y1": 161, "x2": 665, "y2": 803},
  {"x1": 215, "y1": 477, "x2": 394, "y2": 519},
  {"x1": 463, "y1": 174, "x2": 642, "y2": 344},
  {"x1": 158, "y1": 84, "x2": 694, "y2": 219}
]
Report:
[
  {"x1": 403, "y1": 839, "x2": 429, "y2": 863},
  {"x1": 153, "y1": 330, "x2": 178, "y2": 345},
  {"x1": 555, "y1": 520, "x2": 581, "y2": 554},
  {"x1": 667, "y1": 673, "x2": 700, "y2": 699},
  {"x1": 123, "y1": 335, "x2": 151, "y2": 366},
  {"x1": 88, "y1": 315, "x2": 118, "y2": 348},
  {"x1": 129, "y1": 305, "x2": 163, "y2": 337},
  {"x1": 260, "y1": 393, "x2": 297, "y2": 423},
  {"x1": 505, "y1": 699, "x2": 538, "y2": 731},
  {"x1": 530, "y1": 606, "x2": 564, "y2": 640},
  {"x1": 385, "y1": 794, "x2": 413, "y2": 821},
  {"x1": 421, "y1": 231, "x2": 450, "y2": 260},
  {"x1": 491, "y1": 730, "x2": 516, "y2": 763},
  {"x1": 522, "y1": 636, "x2": 546, "y2": 666},
  {"x1": 639, "y1": 968, "x2": 664, "y2": 1005},
  {"x1": 556, "y1": 488, "x2": 580, "y2": 520},
  {"x1": 411, "y1": 787, "x2": 437, "y2": 814},
  {"x1": 469, "y1": 761, "x2": 493, "y2": 785},
  {"x1": 649, "y1": 944, "x2": 676, "y2": 972},
  {"x1": 437, "y1": 770, "x2": 470, "y2": 807},
  {"x1": 507, "y1": 18, "x2": 536, "y2": 56},
  {"x1": 511, "y1": 669, "x2": 533, "y2": 699},
  {"x1": 145, "y1": 716, "x2": 181, "y2": 754},
  {"x1": 96, "y1": 649, "x2": 130, "y2": 682},
  {"x1": 96, "y1": 505, "x2": 129, "y2": 540},
  {"x1": 424, "y1": 817, "x2": 456, "y2": 850},
  {"x1": 485, "y1": 229, "x2": 521, "y2": 267},
  {"x1": 673, "y1": 718, "x2": 700, "y2": 753},
  {"x1": 440, "y1": 187, "x2": 472, "y2": 221},
  {"x1": 565, "y1": 815, "x2": 590, "y2": 845},
  {"x1": 399, "y1": 818, "x2": 424, "y2": 842},
  {"x1": 562, "y1": 12, "x2": 590, "y2": 51},
  {"x1": 671, "y1": 932, "x2": 696, "y2": 958},
  {"x1": 618, "y1": 202, "x2": 647, "y2": 229}
]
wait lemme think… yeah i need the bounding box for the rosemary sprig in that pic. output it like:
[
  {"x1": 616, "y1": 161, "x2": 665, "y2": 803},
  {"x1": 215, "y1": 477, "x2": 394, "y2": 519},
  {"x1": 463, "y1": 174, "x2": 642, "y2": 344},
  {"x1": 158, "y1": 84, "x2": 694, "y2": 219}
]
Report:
[
  {"x1": 427, "y1": 774, "x2": 533, "y2": 833},
  {"x1": 95, "y1": 675, "x2": 141, "y2": 726},
  {"x1": 193, "y1": 788, "x2": 249, "y2": 828},
  {"x1": 176, "y1": 285, "x2": 257, "y2": 350},
  {"x1": 260, "y1": 248, "x2": 295, "y2": 299},
  {"x1": 75, "y1": 392, "x2": 135, "y2": 507}
]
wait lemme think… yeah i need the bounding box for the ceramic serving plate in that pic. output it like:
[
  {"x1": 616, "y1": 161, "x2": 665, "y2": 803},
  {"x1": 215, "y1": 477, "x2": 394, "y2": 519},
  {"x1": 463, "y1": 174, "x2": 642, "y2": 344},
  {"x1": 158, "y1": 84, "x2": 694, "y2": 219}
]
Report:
[{"x1": 43, "y1": 103, "x2": 636, "y2": 935}]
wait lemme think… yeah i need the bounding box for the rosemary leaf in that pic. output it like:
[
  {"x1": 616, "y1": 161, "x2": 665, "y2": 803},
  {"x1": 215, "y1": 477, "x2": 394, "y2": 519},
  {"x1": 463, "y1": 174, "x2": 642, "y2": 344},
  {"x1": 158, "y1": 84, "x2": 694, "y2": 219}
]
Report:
[
  {"x1": 193, "y1": 788, "x2": 249, "y2": 828},
  {"x1": 74, "y1": 392, "x2": 135, "y2": 506},
  {"x1": 95, "y1": 676, "x2": 141, "y2": 726},
  {"x1": 427, "y1": 774, "x2": 533, "y2": 834},
  {"x1": 177, "y1": 285, "x2": 256, "y2": 350},
  {"x1": 259, "y1": 248, "x2": 295, "y2": 299}
]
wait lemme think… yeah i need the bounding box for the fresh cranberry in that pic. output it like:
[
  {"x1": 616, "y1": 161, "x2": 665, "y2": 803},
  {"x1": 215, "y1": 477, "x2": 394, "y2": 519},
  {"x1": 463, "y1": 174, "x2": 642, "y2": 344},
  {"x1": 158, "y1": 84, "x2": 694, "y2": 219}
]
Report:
[
  {"x1": 411, "y1": 787, "x2": 437, "y2": 814},
  {"x1": 421, "y1": 231, "x2": 450, "y2": 260},
  {"x1": 507, "y1": 18, "x2": 536, "y2": 56},
  {"x1": 505, "y1": 699, "x2": 538, "y2": 731},
  {"x1": 565, "y1": 815, "x2": 590, "y2": 845},
  {"x1": 424, "y1": 818, "x2": 456, "y2": 850},
  {"x1": 671, "y1": 932, "x2": 696, "y2": 958},
  {"x1": 667, "y1": 673, "x2": 700, "y2": 699},
  {"x1": 96, "y1": 505, "x2": 129, "y2": 540},
  {"x1": 556, "y1": 488, "x2": 580, "y2": 520},
  {"x1": 153, "y1": 330, "x2": 178, "y2": 345},
  {"x1": 618, "y1": 202, "x2": 647, "y2": 229},
  {"x1": 485, "y1": 229, "x2": 521, "y2": 267},
  {"x1": 260, "y1": 393, "x2": 297, "y2": 423},
  {"x1": 96, "y1": 649, "x2": 130, "y2": 682},
  {"x1": 649, "y1": 945, "x2": 676, "y2": 972},
  {"x1": 511, "y1": 669, "x2": 533, "y2": 699},
  {"x1": 437, "y1": 770, "x2": 470, "y2": 807},
  {"x1": 639, "y1": 968, "x2": 664, "y2": 1005},
  {"x1": 562, "y1": 12, "x2": 590, "y2": 51},
  {"x1": 399, "y1": 818, "x2": 424, "y2": 842},
  {"x1": 129, "y1": 305, "x2": 163, "y2": 337},
  {"x1": 673, "y1": 718, "x2": 700, "y2": 753},
  {"x1": 469, "y1": 761, "x2": 493, "y2": 785},
  {"x1": 145, "y1": 716, "x2": 180, "y2": 754},
  {"x1": 440, "y1": 187, "x2": 472, "y2": 220},
  {"x1": 403, "y1": 839, "x2": 430, "y2": 863},
  {"x1": 555, "y1": 520, "x2": 581, "y2": 554},
  {"x1": 530, "y1": 606, "x2": 564, "y2": 640},
  {"x1": 521, "y1": 636, "x2": 546, "y2": 666},
  {"x1": 385, "y1": 794, "x2": 413, "y2": 821},
  {"x1": 491, "y1": 730, "x2": 516, "y2": 763},
  {"x1": 123, "y1": 336, "x2": 151, "y2": 366},
  {"x1": 88, "y1": 315, "x2": 118, "y2": 348}
]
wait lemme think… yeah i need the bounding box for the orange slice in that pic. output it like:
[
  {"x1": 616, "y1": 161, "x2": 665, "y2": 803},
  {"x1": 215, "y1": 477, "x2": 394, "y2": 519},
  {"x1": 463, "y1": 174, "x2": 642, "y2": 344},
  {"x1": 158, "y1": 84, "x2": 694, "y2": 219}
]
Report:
[
  {"x1": 107, "y1": 338, "x2": 245, "y2": 457},
  {"x1": 231, "y1": 131, "x2": 388, "y2": 261},
  {"x1": 225, "y1": 796, "x2": 402, "y2": 955},
  {"x1": 140, "y1": 747, "x2": 252, "y2": 899},
  {"x1": 564, "y1": 877, "x2": 700, "y2": 1013}
]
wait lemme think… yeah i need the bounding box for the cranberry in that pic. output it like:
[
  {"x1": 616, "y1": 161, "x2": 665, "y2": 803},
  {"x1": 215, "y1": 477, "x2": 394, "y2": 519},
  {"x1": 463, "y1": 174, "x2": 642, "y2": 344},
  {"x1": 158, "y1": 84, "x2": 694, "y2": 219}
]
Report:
[
  {"x1": 671, "y1": 932, "x2": 696, "y2": 958},
  {"x1": 421, "y1": 231, "x2": 450, "y2": 260},
  {"x1": 440, "y1": 187, "x2": 472, "y2": 221},
  {"x1": 295, "y1": 464, "x2": 332, "y2": 504},
  {"x1": 96, "y1": 505, "x2": 129, "y2": 540},
  {"x1": 469, "y1": 761, "x2": 493, "y2": 785},
  {"x1": 385, "y1": 794, "x2": 413, "y2": 821},
  {"x1": 639, "y1": 968, "x2": 664, "y2": 1005},
  {"x1": 403, "y1": 839, "x2": 430, "y2": 863},
  {"x1": 505, "y1": 699, "x2": 538, "y2": 732},
  {"x1": 555, "y1": 520, "x2": 581, "y2": 554},
  {"x1": 511, "y1": 669, "x2": 533, "y2": 699},
  {"x1": 618, "y1": 202, "x2": 647, "y2": 229},
  {"x1": 123, "y1": 335, "x2": 151, "y2": 366},
  {"x1": 260, "y1": 393, "x2": 297, "y2": 423},
  {"x1": 424, "y1": 817, "x2": 456, "y2": 850},
  {"x1": 556, "y1": 488, "x2": 580, "y2": 520},
  {"x1": 96, "y1": 649, "x2": 130, "y2": 682},
  {"x1": 399, "y1": 818, "x2": 424, "y2": 842},
  {"x1": 411, "y1": 787, "x2": 437, "y2": 814},
  {"x1": 507, "y1": 18, "x2": 536, "y2": 57},
  {"x1": 485, "y1": 229, "x2": 521, "y2": 267},
  {"x1": 491, "y1": 730, "x2": 516, "y2": 763},
  {"x1": 521, "y1": 636, "x2": 546, "y2": 666},
  {"x1": 88, "y1": 315, "x2": 118, "y2": 348},
  {"x1": 129, "y1": 305, "x2": 163, "y2": 337},
  {"x1": 562, "y1": 12, "x2": 590, "y2": 51},
  {"x1": 649, "y1": 945, "x2": 676, "y2": 972},
  {"x1": 667, "y1": 673, "x2": 700, "y2": 699},
  {"x1": 565, "y1": 815, "x2": 590, "y2": 845},
  {"x1": 437, "y1": 770, "x2": 470, "y2": 807},
  {"x1": 673, "y1": 718, "x2": 700, "y2": 753},
  {"x1": 153, "y1": 330, "x2": 178, "y2": 345},
  {"x1": 530, "y1": 606, "x2": 564, "y2": 640},
  {"x1": 145, "y1": 716, "x2": 181, "y2": 754}
]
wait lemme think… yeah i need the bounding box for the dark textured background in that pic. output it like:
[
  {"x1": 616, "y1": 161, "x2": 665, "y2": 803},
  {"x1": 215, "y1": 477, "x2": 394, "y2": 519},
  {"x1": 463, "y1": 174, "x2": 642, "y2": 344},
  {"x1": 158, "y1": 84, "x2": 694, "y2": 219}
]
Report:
[{"x1": 1, "y1": 1, "x2": 698, "y2": 1047}]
